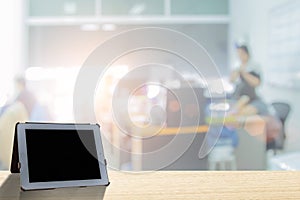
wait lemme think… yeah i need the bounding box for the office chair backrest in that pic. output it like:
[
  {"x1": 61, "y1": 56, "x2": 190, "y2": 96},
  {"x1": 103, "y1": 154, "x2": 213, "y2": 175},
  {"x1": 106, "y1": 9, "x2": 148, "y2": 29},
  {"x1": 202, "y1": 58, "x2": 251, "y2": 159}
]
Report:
[
  {"x1": 271, "y1": 102, "x2": 291, "y2": 125},
  {"x1": 268, "y1": 102, "x2": 290, "y2": 152}
]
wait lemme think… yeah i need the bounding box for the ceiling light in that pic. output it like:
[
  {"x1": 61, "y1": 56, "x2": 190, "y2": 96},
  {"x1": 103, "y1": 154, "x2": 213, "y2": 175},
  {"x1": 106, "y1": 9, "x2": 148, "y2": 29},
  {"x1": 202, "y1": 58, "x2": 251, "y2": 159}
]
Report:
[
  {"x1": 80, "y1": 24, "x2": 100, "y2": 31},
  {"x1": 102, "y1": 24, "x2": 116, "y2": 31}
]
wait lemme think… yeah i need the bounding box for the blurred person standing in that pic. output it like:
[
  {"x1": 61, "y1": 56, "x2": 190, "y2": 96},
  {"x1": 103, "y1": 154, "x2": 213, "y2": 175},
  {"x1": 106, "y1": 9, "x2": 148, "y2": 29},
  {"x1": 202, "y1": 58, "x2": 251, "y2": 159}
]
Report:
[
  {"x1": 14, "y1": 76, "x2": 51, "y2": 121},
  {"x1": 14, "y1": 76, "x2": 37, "y2": 116},
  {"x1": 0, "y1": 75, "x2": 52, "y2": 169}
]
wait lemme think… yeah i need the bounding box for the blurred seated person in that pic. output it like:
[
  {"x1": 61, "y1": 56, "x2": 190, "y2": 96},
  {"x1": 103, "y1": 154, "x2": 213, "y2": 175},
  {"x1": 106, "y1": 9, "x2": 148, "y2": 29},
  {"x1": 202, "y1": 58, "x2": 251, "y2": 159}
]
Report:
[
  {"x1": 207, "y1": 45, "x2": 261, "y2": 153},
  {"x1": 230, "y1": 44, "x2": 269, "y2": 116},
  {"x1": 228, "y1": 45, "x2": 282, "y2": 148}
]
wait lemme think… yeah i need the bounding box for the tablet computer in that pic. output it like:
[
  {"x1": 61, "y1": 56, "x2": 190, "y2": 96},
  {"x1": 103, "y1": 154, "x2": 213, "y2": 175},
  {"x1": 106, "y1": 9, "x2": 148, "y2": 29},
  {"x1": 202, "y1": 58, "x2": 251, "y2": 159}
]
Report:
[{"x1": 16, "y1": 122, "x2": 109, "y2": 190}]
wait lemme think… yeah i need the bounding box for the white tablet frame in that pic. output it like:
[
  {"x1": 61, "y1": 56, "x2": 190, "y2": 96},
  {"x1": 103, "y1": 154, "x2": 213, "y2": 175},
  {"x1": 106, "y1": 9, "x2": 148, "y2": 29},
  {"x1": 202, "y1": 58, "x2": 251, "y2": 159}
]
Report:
[{"x1": 17, "y1": 123, "x2": 109, "y2": 190}]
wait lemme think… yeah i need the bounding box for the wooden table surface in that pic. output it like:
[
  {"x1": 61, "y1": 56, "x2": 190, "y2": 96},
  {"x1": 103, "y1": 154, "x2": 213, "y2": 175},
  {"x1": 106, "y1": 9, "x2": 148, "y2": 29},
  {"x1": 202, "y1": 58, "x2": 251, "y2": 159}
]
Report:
[{"x1": 1, "y1": 170, "x2": 300, "y2": 199}]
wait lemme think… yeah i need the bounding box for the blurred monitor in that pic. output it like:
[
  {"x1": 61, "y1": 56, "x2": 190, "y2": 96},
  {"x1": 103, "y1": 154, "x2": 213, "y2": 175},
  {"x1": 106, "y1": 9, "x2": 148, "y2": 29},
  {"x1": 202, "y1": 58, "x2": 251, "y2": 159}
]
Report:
[{"x1": 166, "y1": 87, "x2": 205, "y2": 127}]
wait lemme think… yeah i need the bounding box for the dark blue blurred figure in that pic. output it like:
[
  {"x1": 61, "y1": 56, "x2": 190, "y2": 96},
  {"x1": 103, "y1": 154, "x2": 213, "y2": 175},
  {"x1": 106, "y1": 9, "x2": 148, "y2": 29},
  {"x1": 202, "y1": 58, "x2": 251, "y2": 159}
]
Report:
[{"x1": 13, "y1": 76, "x2": 51, "y2": 121}]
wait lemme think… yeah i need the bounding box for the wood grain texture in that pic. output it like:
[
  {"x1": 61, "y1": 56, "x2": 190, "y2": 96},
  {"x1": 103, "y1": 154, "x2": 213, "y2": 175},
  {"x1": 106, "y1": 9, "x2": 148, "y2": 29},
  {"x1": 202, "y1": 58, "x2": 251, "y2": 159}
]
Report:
[{"x1": 1, "y1": 171, "x2": 300, "y2": 200}]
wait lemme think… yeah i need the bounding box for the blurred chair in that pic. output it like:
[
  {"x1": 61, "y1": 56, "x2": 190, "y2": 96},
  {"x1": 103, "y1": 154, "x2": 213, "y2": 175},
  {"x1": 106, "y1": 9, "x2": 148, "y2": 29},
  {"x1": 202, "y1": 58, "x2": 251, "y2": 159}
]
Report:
[
  {"x1": 207, "y1": 137, "x2": 237, "y2": 170},
  {"x1": 267, "y1": 102, "x2": 291, "y2": 154},
  {"x1": 208, "y1": 145, "x2": 236, "y2": 170},
  {"x1": 206, "y1": 115, "x2": 238, "y2": 170}
]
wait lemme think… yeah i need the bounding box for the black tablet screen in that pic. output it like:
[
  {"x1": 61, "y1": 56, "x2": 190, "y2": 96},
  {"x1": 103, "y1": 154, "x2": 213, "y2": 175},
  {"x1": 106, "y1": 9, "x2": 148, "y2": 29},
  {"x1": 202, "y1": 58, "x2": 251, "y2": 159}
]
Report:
[{"x1": 25, "y1": 129, "x2": 101, "y2": 183}]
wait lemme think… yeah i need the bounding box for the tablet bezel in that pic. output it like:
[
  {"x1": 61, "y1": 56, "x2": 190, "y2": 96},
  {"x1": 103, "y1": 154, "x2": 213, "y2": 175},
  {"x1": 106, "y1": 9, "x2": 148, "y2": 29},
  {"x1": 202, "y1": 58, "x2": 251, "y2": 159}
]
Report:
[{"x1": 17, "y1": 123, "x2": 109, "y2": 190}]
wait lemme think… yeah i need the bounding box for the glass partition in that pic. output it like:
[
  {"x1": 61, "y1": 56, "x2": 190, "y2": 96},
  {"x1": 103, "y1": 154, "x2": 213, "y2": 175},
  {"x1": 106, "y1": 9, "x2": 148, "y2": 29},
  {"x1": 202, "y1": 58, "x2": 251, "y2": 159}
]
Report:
[
  {"x1": 102, "y1": 0, "x2": 164, "y2": 15},
  {"x1": 171, "y1": 0, "x2": 229, "y2": 15},
  {"x1": 29, "y1": 0, "x2": 96, "y2": 16}
]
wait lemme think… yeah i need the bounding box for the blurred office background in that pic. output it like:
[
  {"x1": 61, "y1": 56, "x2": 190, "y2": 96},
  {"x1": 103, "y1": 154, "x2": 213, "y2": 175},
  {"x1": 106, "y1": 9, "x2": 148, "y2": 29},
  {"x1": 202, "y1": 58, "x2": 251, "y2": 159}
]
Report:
[{"x1": 0, "y1": 0, "x2": 300, "y2": 171}]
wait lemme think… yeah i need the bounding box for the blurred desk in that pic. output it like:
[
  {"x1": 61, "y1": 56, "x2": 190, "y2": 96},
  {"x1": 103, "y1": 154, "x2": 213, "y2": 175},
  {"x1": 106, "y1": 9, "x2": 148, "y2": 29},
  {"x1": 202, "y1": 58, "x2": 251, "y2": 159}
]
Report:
[
  {"x1": 1, "y1": 171, "x2": 300, "y2": 199},
  {"x1": 131, "y1": 126, "x2": 208, "y2": 170},
  {"x1": 139, "y1": 126, "x2": 209, "y2": 136},
  {"x1": 131, "y1": 115, "x2": 267, "y2": 170}
]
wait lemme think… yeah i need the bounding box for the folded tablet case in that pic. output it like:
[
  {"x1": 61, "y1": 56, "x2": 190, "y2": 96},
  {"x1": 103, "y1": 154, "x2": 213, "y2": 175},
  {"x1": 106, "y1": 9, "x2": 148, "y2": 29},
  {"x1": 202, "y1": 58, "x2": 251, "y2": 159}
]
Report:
[{"x1": 10, "y1": 122, "x2": 20, "y2": 173}]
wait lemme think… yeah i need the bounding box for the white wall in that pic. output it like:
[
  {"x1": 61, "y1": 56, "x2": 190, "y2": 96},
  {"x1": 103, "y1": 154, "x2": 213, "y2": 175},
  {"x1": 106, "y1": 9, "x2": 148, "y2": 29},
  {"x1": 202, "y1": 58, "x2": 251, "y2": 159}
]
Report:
[
  {"x1": 0, "y1": 1, "x2": 26, "y2": 100},
  {"x1": 229, "y1": 0, "x2": 288, "y2": 70},
  {"x1": 28, "y1": 24, "x2": 229, "y2": 73}
]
